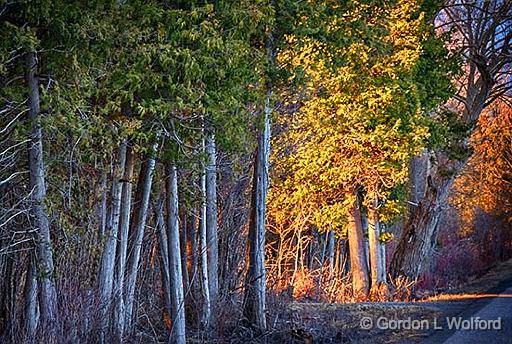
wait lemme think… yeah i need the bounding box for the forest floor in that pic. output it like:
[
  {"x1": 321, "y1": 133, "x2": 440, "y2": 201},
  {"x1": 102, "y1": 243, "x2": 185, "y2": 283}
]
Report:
[{"x1": 224, "y1": 259, "x2": 512, "y2": 343}]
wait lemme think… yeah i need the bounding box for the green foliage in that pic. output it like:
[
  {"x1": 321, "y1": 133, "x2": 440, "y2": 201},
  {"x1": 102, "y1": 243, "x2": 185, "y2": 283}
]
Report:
[
  {"x1": 427, "y1": 110, "x2": 472, "y2": 161},
  {"x1": 268, "y1": 0, "x2": 455, "y2": 234},
  {"x1": 0, "y1": 0, "x2": 275, "y2": 253}
]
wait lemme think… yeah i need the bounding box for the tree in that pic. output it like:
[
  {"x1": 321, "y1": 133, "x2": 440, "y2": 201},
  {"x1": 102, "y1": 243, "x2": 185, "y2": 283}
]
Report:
[
  {"x1": 390, "y1": 0, "x2": 512, "y2": 280},
  {"x1": 243, "y1": 87, "x2": 272, "y2": 330},
  {"x1": 165, "y1": 162, "x2": 186, "y2": 344},
  {"x1": 25, "y1": 48, "x2": 62, "y2": 340},
  {"x1": 98, "y1": 142, "x2": 127, "y2": 341},
  {"x1": 268, "y1": 0, "x2": 447, "y2": 295},
  {"x1": 124, "y1": 147, "x2": 158, "y2": 329},
  {"x1": 205, "y1": 125, "x2": 219, "y2": 308}
]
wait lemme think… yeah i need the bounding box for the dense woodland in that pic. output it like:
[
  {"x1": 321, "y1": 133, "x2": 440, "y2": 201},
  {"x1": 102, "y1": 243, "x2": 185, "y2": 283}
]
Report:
[{"x1": 0, "y1": 0, "x2": 511, "y2": 343}]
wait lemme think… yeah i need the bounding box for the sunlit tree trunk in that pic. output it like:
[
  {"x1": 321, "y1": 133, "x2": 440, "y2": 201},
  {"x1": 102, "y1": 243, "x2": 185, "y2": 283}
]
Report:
[
  {"x1": 347, "y1": 190, "x2": 369, "y2": 296},
  {"x1": 327, "y1": 230, "x2": 335, "y2": 273},
  {"x1": 165, "y1": 163, "x2": 186, "y2": 344},
  {"x1": 25, "y1": 51, "x2": 60, "y2": 341},
  {"x1": 368, "y1": 194, "x2": 386, "y2": 290}
]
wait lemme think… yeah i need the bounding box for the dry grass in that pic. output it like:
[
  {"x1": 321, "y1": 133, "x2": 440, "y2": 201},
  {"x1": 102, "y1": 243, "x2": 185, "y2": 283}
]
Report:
[{"x1": 269, "y1": 301, "x2": 441, "y2": 343}]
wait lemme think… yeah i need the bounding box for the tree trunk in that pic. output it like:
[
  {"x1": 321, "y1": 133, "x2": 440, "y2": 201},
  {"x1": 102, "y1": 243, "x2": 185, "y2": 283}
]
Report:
[
  {"x1": 390, "y1": 170, "x2": 456, "y2": 280},
  {"x1": 98, "y1": 170, "x2": 108, "y2": 242},
  {"x1": 114, "y1": 145, "x2": 135, "y2": 341},
  {"x1": 98, "y1": 142, "x2": 127, "y2": 340},
  {"x1": 347, "y1": 191, "x2": 369, "y2": 296},
  {"x1": 25, "y1": 51, "x2": 60, "y2": 340},
  {"x1": 243, "y1": 87, "x2": 271, "y2": 330},
  {"x1": 124, "y1": 151, "x2": 156, "y2": 330},
  {"x1": 156, "y1": 196, "x2": 172, "y2": 322},
  {"x1": 368, "y1": 195, "x2": 386, "y2": 289},
  {"x1": 188, "y1": 207, "x2": 199, "y2": 301},
  {"x1": 327, "y1": 230, "x2": 335, "y2": 273},
  {"x1": 165, "y1": 163, "x2": 186, "y2": 344},
  {"x1": 205, "y1": 128, "x2": 219, "y2": 308},
  {"x1": 408, "y1": 150, "x2": 430, "y2": 210},
  {"x1": 23, "y1": 254, "x2": 38, "y2": 339},
  {"x1": 179, "y1": 210, "x2": 190, "y2": 298},
  {"x1": 199, "y1": 170, "x2": 211, "y2": 326}
]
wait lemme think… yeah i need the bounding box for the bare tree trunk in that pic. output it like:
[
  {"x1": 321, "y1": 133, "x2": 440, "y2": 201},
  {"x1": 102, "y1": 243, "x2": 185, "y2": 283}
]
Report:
[
  {"x1": 114, "y1": 145, "x2": 135, "y2": 341},
  {"x1": 243, "y1": 87, "x2": 271, "y2": 330},
  {"x1": 98, "y1": 171, "x2": 108, "y2": 242},
  {"x1": 327, "y1": 230, "x2": 335, "y2": 273},
  {"x1": 199, "y1": 170, "x2": 211, "y2": 326},
  {"x1": 340, "y1": 240, "x2": 349, "y2": 275},
  {"x1": 390, "y1": 172, "x2": 456, "y2": 280},
  {"x1": 98, "y1": 142, "x2": 127, "y2": 341},
  {"x1": 179, "y1": 210, "x2": 190, "y2": 298},
  {"x1": 23, "y1": 254, "x2": 38, "y2": 339},
  {"x1": 188, "y1": 207, "x2": 199, "y2": 301},
  {"x1": 205, "y1": 128, "x2": 219, "y2": 309},
  {"x1": 347, "y1": 191, "x2": 369, "y2": 296},
  {"x1": 124, "y1": 152, "x2": 156, "y2": 330},
  {"x1": 165, "y1": 163, "x2": 186, "y2": 344},
  {"x1": 408, "y1": 151, "x2": 430, "y2": 211},
  {"x1": 368, "y1": 195, "x2": 386, "y2": 289},
  {"x1": 379, "y1": 237, "x2": 386, "y2": 282},
  {"x1": 156, "y1": 196, "x2": 172, "y2": 321},
  {"x1": 24, "y1": 51, "x2": 60, "y2": 341}
]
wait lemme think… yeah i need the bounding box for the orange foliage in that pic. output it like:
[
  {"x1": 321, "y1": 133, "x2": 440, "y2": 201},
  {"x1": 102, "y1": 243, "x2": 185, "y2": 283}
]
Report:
[
  {"x1": 291, "y1": 269, "x2": 317, "y2": 299},
  {"x1": 451, "y1": 99, "x2": 512, "y2": 233}
]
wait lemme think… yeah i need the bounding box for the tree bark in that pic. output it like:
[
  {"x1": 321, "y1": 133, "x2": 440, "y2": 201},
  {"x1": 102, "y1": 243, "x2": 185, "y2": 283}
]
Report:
[
  {"x1": 179, "y1": 209, "x2": 190, "y2": 298},
  {"x1": 368, "y1": 195, "x2": 386, "y2": 288},
  {"x1": 327, "y1": 230, "x2": 335, "y2": 273},
  {"x1": 23, "y1": 254, "x2": 38, "y2": 339},
  {"x1": 156, "y1": 196, "x2": 172, "y2": 322},
  {"x1": 199, "y1": 169, "x2": 211, "y2": 326},
  {"x1": 390, "y1": 170, "x2": 456, "y2": 280},
  {"x1": 114, "y1": 145, "x2": 135, "y2": 341},
  {"x1": 25, "y1": 51, "x2": 60, "y2": 340},
  {"x1": 243, "y1": 88, "x2": 271, "y2": 330},
  {"x1": 408, "y1": 150, "x2": 430, "y2": 210},
  {"x1": 205, "y1": 128, "x2": 219, "y2": 308},
  {"x1": 347, "y1": 191, "x2": 370, "y2": 296},
  {"x1": 124, "y1": 151, "x2": 156, "y2": 330},
  {"x1": 165, "y1": 163, "x2": 186, "y2": 344},
  {"x1": 98, "y1": 142, "x2": 127, "y2": 341},
  {"x1": 188, "y1": 207, "x2": 199, "y2": 301},
  {"x1": 98, "y1": 170, "x2": 108, "y2": 243}
]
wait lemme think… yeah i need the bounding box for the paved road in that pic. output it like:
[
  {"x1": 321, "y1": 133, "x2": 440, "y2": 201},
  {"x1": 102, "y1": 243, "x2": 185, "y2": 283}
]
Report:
[{"x1": 422, "y1": 281, "x2": 512, "y2": 344}]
